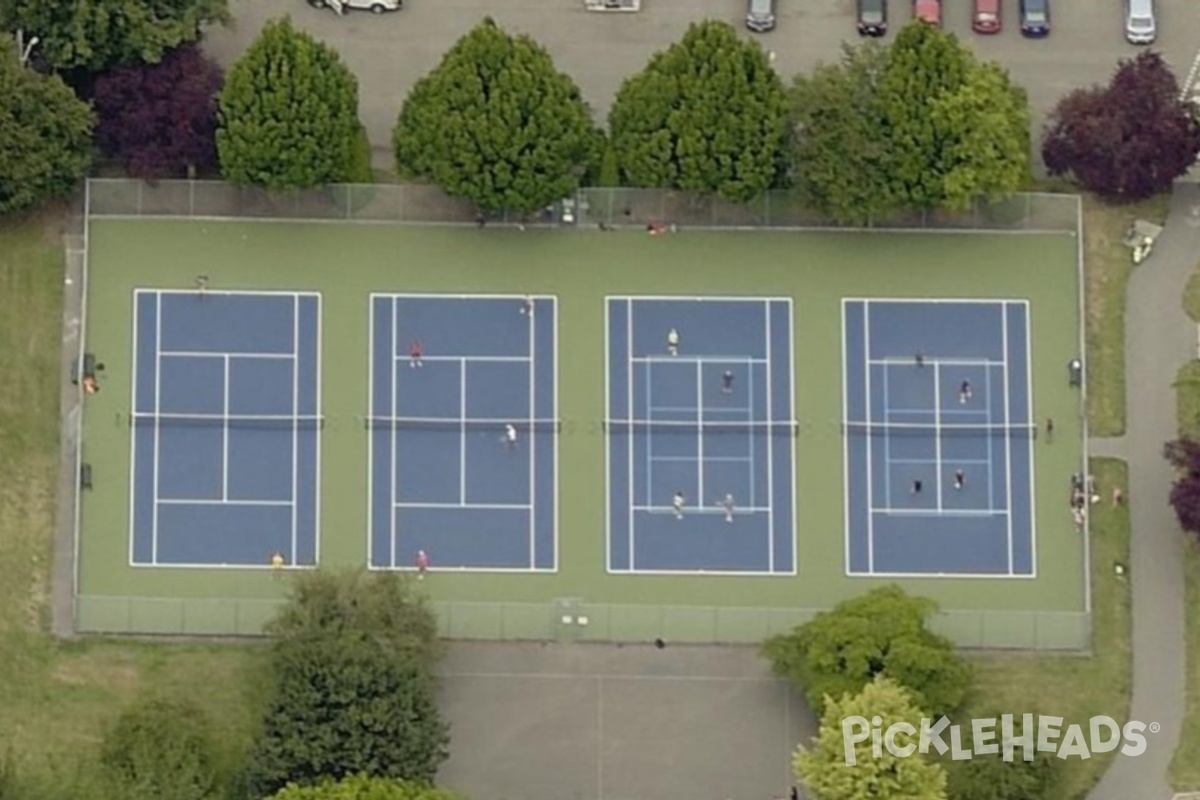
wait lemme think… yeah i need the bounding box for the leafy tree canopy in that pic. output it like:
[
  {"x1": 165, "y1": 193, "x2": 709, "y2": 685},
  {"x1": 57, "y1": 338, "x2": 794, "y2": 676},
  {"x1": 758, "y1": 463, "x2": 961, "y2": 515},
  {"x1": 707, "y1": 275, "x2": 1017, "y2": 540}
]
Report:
[
  {"x1": 876, "y1": 21, "x2": 1029, "y2": 210},
  {"x1": 608, "y1": 19, "x2": 789, "y2": 203},
  {"x1": 0, "y1": 36, "x2": 93, "y2": 215},
  {"x1": 941, "y1": 741, "x2": 1059, "y2": 800},
  {"x1": 242, "y1": 570, "x2": 449, "y2": 799},
  {"x1": 0, "y1": 0, "x2": 229, "y2": 72},
  {"x1": 394, "y1": 17, "x2": 599, "y2": 215},
  {"x1": 762, "y1": 585, "x2": 972, "y2": 718},
  {"x1": 216, "y1": 16, "x2": 361, "y2": 190},
  {"x1": 795, "y1": 677, "x2": 947, "y2": 800},
  {"x1": 270, "y1": 775, "x2": 460, "y2": 800},
  {"x1": 93, "y1": 44, "x2": 222, "y2": 179},
  {"x1": 1165, "y1": 438, "x2": 1200, "y2": 535},
  {"x1": 99, "y1": 697, "x2": 219, "y2": 800},
  {"x1": 1043, "y1": 51, "x2": 1200, "y2": 200},
  {"x1": 788, "y1": 42, "x2": 895, "y2": 224}
]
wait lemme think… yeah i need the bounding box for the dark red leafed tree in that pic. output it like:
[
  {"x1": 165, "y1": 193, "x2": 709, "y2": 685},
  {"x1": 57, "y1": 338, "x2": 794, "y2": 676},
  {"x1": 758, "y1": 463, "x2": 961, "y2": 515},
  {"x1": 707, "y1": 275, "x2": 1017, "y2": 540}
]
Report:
[
  {"x1": 1042, "y1": 51, "x2": 1200, "y2": 200},
  {"x1": 1165, "y1": 439, "x2": 1200, "y2": 534},
  {"x1": 93, "y1": 45, "x2": 224, "y2": 180}
]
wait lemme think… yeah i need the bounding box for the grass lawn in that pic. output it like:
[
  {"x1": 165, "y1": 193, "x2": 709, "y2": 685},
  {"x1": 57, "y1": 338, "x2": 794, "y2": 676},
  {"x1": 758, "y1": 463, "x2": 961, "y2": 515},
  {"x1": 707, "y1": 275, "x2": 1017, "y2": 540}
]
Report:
[
  {"x1": 1083, "y1": 193, "x2": 1171, "y2": 437},
  {"x1": 1186, "y1": 268, "x2": 1200, "y2": 324},
  {"x1": 0, "y1": 210, "x2": 264, "y2": 783},
  {"x1": 966, "y1": 457, "x2": 1131, "y2": 799}
]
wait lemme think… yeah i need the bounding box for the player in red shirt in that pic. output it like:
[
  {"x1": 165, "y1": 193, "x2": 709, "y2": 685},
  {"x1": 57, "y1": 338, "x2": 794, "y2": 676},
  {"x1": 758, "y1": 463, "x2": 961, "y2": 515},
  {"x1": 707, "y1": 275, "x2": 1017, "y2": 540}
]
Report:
[
  {"x1": 409, "y1": 339, "x2": 423, "y2": 368},
  {"x1": 415, "y1": 549, "x2": 429, "y2": 578}
]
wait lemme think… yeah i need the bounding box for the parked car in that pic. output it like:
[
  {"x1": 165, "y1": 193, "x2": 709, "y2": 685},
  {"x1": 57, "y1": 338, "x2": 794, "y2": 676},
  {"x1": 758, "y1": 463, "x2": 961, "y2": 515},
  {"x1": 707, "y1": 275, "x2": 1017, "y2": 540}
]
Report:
[
  {"x1": 1124, "y1": 0, "x2": 1156, "y2": 43},
  {"x1": 912, "y1": 0, "x2": 941, "y2": 26},
  {"x1": 1019, "y1": 0, "x2": 1050, "y2": 36},
  {"x1": 308, "y1": 0, "x2": 401, "y2": 14},
  {"x1": 972, "y1": 0, "x2": 1001, "y2": 33},
  {"x1": 745, "y1": 0, "x2": 777, "y2": 32},
  {"x1": 857, "y1": 0, "x2": 888, "y2": 36}
]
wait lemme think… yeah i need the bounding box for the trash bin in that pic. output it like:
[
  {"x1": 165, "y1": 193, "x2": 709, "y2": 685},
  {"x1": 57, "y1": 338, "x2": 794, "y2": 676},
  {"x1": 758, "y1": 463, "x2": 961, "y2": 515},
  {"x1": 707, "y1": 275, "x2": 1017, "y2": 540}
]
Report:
[{"x1": 1068, "y1": 358, "x2": 1082, "y2": 387}]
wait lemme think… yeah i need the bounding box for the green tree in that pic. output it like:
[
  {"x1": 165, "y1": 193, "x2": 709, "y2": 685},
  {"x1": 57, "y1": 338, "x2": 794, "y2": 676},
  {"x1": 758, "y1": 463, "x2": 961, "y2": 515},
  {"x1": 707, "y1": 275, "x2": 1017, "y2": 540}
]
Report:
[
  {"x1": 242, "y1": 570, "x2": 449, "y2": 799},
  {"x1": 788, "y1": 42, "x2": 895, "y2": 224},
  {"x1": 762, "y1": 585, "x2": 972, "y2": 718},
  {"x1": 0, "y1": 37, "x2": 93, "y2": 216},
  {"x1": 394, "y1": 17, "x2": 599, "y2": 215},
  {"x1": 796, "y1": 677, "x2": 947, "y2": 800},
  {"x1": 99, "y1": 698, "x2": 219, "y2": 800},
  {"x1": 876, "y1": 21, "x2": 1028, "y2": 210},
  {"x1": 942, "y1": 745, "x2": 1059, "y2": 800},
  {"x1": 608, "y1": 20, "x2": 789, "y2": 202},
  {"x1": 270, "y1": 774, "x2": 460, "y2": 800},
  {"x1": 0, "y1": 0, "x2": 230, "y2": 72},
  {"x1": 216, "y1": 17, "x2": 361, "y2": 190}
]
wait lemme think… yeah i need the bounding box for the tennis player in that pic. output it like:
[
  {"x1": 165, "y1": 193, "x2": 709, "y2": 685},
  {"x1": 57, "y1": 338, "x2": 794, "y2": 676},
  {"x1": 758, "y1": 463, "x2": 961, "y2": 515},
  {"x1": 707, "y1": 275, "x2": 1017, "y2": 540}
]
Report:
[
  {"x1": 409, "y1": 340, "x2": 423, "y2": 368},
  {"x1": 520, "y1": 295, "x2": 534, "y2": 315},
  {"x1": 914, "y1": 351, "x2": 924, "y2": 367},
  {"x1": 270, "y1": 551, "x2": 285, "y2": 577},
  {"x1": 667, "y1": 328, "x2": 680, "y2": 356},
  {"x1": 672, "y1": 491, "x2": 686, "y2": 519},
  {"x1": 718, "y1": 493, "x2": 735, "y2": 522},
  {"x1": 911, "y1": 479, "x2": 923, "y2": 494},
  {"x1": 503, "y1": 423, "x2": 518, "y2": 450},
  {"x1": 959, "y1": 380, "x2": 972, "y2": 403},
  {"x1": 721, "y1": 370, "x2": 734, "y2": 394},
  {"x1": 416, "y1": 549, "x2": 429, "y2": 578},
  {"x1": 195, "y1": 274, "x2": 209, "y2": 295},
  {"x1": 954, "y1": 469, "x2": 965, "y2": 490}
]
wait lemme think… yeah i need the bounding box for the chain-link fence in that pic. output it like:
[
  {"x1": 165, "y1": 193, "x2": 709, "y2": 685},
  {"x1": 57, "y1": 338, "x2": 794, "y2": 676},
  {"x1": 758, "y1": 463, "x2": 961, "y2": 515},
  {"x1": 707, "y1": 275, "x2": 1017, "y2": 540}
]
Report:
[
  {"x1": 76, "y1": 595, "x2": 1090, "y2": 650},
  {"x1": 87, "y1": 179, "x2": 1080, "y2": 233}
]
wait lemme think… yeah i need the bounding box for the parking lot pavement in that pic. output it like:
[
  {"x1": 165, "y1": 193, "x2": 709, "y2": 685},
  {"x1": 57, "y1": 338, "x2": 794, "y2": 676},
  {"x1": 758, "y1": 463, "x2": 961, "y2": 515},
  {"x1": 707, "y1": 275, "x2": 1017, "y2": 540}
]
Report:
[{"x1": 204, "y1": 0, "x2": 1200, "y2": 168}]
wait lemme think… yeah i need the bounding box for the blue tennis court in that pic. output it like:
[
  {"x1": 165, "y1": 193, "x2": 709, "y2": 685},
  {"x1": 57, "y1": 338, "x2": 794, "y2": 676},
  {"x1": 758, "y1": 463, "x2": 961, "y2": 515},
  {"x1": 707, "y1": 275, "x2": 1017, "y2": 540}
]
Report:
[
  {"x1": 606, "y1": 297, "x2": 796, "y2": 574},
  {"x1": 842, "y1": 299, "x2": 1035, "y2": 577},
  {"x1": 129, "y1": 290, "x2": 321, "y2": 567},
  {"x1": 368, "y1": 294, "x2": 557, "y2": 572}
]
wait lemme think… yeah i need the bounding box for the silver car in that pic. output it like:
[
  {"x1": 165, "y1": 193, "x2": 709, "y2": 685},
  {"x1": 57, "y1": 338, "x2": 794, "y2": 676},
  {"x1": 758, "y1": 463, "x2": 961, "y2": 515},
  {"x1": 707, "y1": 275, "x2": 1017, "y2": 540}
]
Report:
[{"x1": 309, "y1": 0, "x2": 402, "y2": 14}]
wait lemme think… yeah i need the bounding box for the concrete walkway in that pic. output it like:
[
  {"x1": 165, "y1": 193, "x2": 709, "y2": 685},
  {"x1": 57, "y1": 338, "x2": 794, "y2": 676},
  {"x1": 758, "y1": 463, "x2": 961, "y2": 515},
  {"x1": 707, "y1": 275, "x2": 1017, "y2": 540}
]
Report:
[{"x1": 1088, "y1": 183, "x2": 1195, "y2": 800}]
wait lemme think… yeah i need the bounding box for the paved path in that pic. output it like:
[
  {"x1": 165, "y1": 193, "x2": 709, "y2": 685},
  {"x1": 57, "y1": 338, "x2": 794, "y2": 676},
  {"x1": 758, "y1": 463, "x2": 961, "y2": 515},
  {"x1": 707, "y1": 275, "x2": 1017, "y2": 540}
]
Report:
[{"x1": 1088, "y1": 184, "x2": 1197, "y2": 800}]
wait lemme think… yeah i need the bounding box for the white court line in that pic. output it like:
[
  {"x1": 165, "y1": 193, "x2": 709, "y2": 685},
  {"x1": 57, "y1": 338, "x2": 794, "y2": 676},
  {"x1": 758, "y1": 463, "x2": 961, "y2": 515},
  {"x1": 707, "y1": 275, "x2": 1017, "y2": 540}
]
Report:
[
  {"x1": 872, "y1": 507, "x2": 1008, "y2": 518},
  {"x1": 1022, "y1": 301, "x2": 1037, "y2": 577},
  {"x1": 158, "y1": 498, "x2": 293, "y2": 506},
  {"x1": 650, "y1": 455, "x2": 752, "y2": 463},
  {"x1": 891, "y1": 458, "x2": 992, "y2": 466},
  {"x1": 843, "y1": 296, "x2": 1021, "y2": 306},
  {"x1": 390, "y1": 297, "x2": 399, "y2": 568},
  {"x1": 840, "y1": 300, "x2": 850, "y2": 575},
  {"x1": 395, "y1": 502, "x2": 533, "y2": 510},
  {"x1": 459, "y1": 359, "x2": 467, "y2": 504},
  {"x1": 604, "y1": 298, "x2": 612, "y2": 572},
  {"x1": 934, "y1": 362, "x2": 943, "y2": 511},
  {"x1": 290, "y1": 294, "x2": 299, "y2": 564},
  {"x1": 633, "y1": 355, "x2": 769, "y2": 364},
  {"x1": 528, "y1": 294, "x2": 536, "y2": 569},
  {"x1": 645, "y1": 361, "x2": 654, "y2": 506},
  {"x1": 627, "y1": 299, "x2": 635, "y2": 570},
  {"x1": 748, "y1": 360, "x2": 756, "y2": 506},
  {"x1": 313, "y1": 294, "x2": 324, "y2": 566},
  {"x1": 127, "y1": 292, "x2": 141, "y2": 565},
  {"x1": 786, "y1": 298, "x2": 797, "y2": 575},
  {"x1": 765, "y1": 301, "x2": 775, "y2": 572},
  {"x1": 394, "y1": 354, "x2": 531, "y2": 363},
  {"x1": 159, "y1": 350, "x2": 292, "y2": 359},
  {"x1": 869, "y1": 357, "x2": 1003, "y2": 367},
  {"x1": 367, "y1": 298, "x2": 376, "y2": 568},
  {"x1": 985, "y1": 364, "x2": 995, "y2": 510},
  {"x1": 222, "y1": 356, "x2": 230, "y2": 502},
  {"x1": 633, "y1": 505, "x2": 771, "y2": 514},
  {"x1": 863, "y1": 303, "x2": 874, "y2": 573},
  {"x1": 695, "y1": 361, "x2": 704, "y2": 502},
  {"x1": 651, "y1": 405, "x2": 751, "y2": 414},
  {"x1": 888, "y1": 407, "x2": 982, "y2": 416},
  {"x1": 552, "y1": 296, "x2": 560, "y2": 572},
  {"x1": 1002, "y1": 308, "x2": 1014, "y2": 574},
  {"x1": 883, "y1": 364, "x2": 893, "y2": 506},
  {"x1": 152, "y1": 292, "x2": 163, "y2": 564}
]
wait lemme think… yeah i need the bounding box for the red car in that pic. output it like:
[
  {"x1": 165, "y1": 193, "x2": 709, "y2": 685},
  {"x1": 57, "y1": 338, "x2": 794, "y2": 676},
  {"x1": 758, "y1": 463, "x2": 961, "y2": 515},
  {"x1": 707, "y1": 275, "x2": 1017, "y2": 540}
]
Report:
[
  {"x1": 972, "y1": 0, "x2": 1001, "y2": 32},
  {"x1": 913, "y1": 0, "x2": 941, "y2": 25}
]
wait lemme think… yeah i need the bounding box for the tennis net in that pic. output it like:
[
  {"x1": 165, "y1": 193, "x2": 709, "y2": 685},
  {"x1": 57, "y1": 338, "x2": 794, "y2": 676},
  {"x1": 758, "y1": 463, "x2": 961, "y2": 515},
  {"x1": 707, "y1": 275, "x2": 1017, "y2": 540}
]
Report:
[
  {"x1": 603, "y1": 419, "x2": 799, "y2": 436},
  {"x1": 363, "y1": 416, "x2": 562, "y2": 433},
  {"x1": 131, "y1": 413, "x2": 324, "y2": 431},
  {"x1": 842, "y1": 421, "x2": 1037, "y2": 438}
]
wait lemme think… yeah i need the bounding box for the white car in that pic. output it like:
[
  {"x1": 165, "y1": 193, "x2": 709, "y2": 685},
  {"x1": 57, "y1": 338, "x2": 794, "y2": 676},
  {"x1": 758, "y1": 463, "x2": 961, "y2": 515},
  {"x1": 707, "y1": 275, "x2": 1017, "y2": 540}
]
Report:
[{"x1": 308, "y1": 0, "x2": 402, "y2": 14}]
